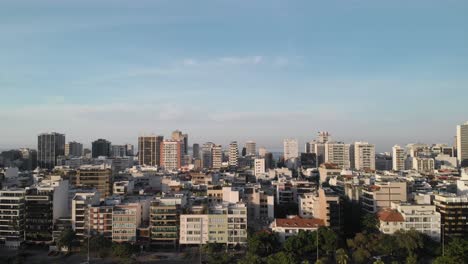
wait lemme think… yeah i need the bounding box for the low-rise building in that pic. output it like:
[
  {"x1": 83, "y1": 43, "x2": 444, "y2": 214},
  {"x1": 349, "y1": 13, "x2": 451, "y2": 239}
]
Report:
[
  {"x1": 361, "y1": 181, "x2": 408, "y2": 213},
  {"x1": 270, "y1": 216, "x2": 325, "y2": 242}
]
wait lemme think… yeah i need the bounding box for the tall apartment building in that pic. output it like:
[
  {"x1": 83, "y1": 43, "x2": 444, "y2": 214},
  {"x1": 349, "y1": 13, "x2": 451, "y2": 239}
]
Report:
[
  {"x1": 72, "y1": 191, "x2": 100, "y2": 241},
  {"x1": 179, "y1": 203, "x2": 247, "y2": 246},
  {"x1": 0, "y1": 189, "x2": 26, "y2": 249},
  {"x1": 299, "y1": 188, "x2": 342, "y2": 232},
  {"x1": 75, "y1": 165, "x2": 113, "y2": 200},
  {"x1": 353, "y1": 142, "x2": 375, "y2": 171},
  {"x1": 24, "y1": 181, "x2": 69, "y2": 243},
  {"x1": 202, "y1": 142, "x2": 215, "y2": 169},
  {"x1": 65, "y1": 141, "x2": 83, "y2": 157},
  {"x1": 92, "y1": 139, "x2": 112, "y2": 158},
  {"x1": 150, "y1": 199, "x2": 180, "y2": 247},
  {"x1": 229, "y1": 141, "x2": 239, "y2": 167},
  {"x1": 192, "y1": 144, "x2": 200, "y2": 160},
  {"x1": 284, "y1": 138, "x2": 299, "y2": 161},
  {"x1": 212, "y1": 145, "x2": 222, "y2": 170},
  {"x1": 138, "y1": 136, "x2": 164, "y2": 166},
  {"x1": 38, "y1": 132, "x2": 65, "y2": 169},
  {"x1": 243, "y1": 186, "x2": 274, "y2": 230},
  {"x1": 324, "y1": 142, "x2": 350, "y2": 169},
  {"x1": 125, "y1": 144, "x2": 134, "y2": 156},
  {"x1": 361, "y1": 181, "x2": 408, "y2": 213},
  {"x1": 171, "y1": 130, "x2": 188, "y2": 155},
  {"x1": 89, "y1": 205, "x2": 113, "y2": 239},
  {"x1": 434, "y1": 194, "x2": 468, "y2": 237},
  {"x1": 392, "y1": 145, "x2": 406, "y2": 171},
  {"x1": 457, "y1": 122, "x2": 468, "y2": 167},
  {"x1": 159, "y1": 140, "x2": 183, "y2": 171},
  {"x1": 254, "y1": 158, "x2": 266, "y2": 176},
  {"x1": 245, "y1": 141, "x2": 256, "y2": 156},
  {"x1": 112, "y1": 203, "x2": 142, "y2": 243}
]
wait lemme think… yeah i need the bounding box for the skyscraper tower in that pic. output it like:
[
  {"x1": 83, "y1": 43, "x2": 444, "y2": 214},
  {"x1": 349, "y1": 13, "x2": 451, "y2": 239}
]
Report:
[
  {"x1": 457, "y1": 122, "x2": 468, "y2": 167},
  {"x1": 38, "y1": 132, "x2": 65, "y2": 169},
  {"x1": 392, "y1": 145, "x2": 406, "y2": 171},
  {"x1": 283, "y1": 138, "x2": 299, "y2": 161},
  {"x1": 193, "y1": 143, "x2": 200, "y2": 159},
  {"x1": 91, "y1": 139, "x2": 111, "y2": 158},
  {"x1": 138, "y1": 136, "x2": 163, "y2": 166},
  {"x1": 229, "y1": 141, "x2": 239, "y2": 167},
  {"x1": 245, "y1": 141, "x2": 256, "y2": 156}
]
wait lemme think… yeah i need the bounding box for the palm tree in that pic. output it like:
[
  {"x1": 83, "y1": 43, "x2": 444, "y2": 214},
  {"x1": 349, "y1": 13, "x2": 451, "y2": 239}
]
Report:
[{"x1": 336, "y1": 248, "x2": 349, "y2": 264}]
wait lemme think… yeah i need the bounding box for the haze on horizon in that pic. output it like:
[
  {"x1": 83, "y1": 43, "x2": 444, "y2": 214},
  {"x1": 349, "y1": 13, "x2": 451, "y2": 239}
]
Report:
[{"x1": 1, "y1": 0, "x2": 467, "y2": 152}]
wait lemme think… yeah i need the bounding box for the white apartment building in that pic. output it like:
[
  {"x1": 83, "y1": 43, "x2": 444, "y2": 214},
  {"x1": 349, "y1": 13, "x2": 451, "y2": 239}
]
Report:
[
  {"x1": 112, "y1": 203, "x2": 142, "y2": 243},
  {"x1": 324, "y1": 142, "x2": 350, "y2": 169},
  {"x1": 284, "y1": 139, "x2": 299, "y2": 161},
  {"x1": 412, "y1": 157, "x2": 435, "y2": 173},
  {"x1": 72, "y1": 191, "x2": 100, "y2": 240},
  {"x1": 212, "y1": 145, "x2": 223, "y2": 170},
  {"x1": 353, "y1": 142, "x2": 376, "y2": 171},
  {"x1": 457, "y1": 121, "x2": 468, "y2": 167},
  {"x1": 179, "y1": 203, "x2": 247, "y2": 246},
  {"x1": 229, "y1": 142, "x2": 239, "y2": 167},
  {"x1": 378, "y1": 202, "x2": 441, "y2": 241},
  {"x1": 392, "y1": 145, "x2": 406, "y2": 171},
  {"x1": 160, "y1": 140, "x2": 182, "y2": 171},
  {"x1": 254, "y1": 158, "x2": 266, "y2": 176},
  {"x1": 299, "y1": 193, "x2": 315, "y2": 219},
  {"x1": 270, "y1": 216, "x2": 324, "y2": 242},
  {"x1": 0, "y1": 189, "x2": 26, "y2": 249}
]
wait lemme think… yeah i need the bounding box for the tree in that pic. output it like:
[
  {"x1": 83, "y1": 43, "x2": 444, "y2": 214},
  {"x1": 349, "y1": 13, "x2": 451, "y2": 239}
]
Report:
[
  {"x1": 405, "y1": 254, "x2": 417, "y2": 264},
  {"x1": 247, "y1": 231, "x2": 281, "y2": 257},
  {"x1": 373, "y1": 260, "x2": 384, "y2": 264},
  {"x1": 394, "y1": 230, "x2": 423, "y2": 257},
  {"x1": 336, "y1": 248, "x2": 349, "y2": 264},
  {"x1": 445, "y1": 237, "x2": 468, "y2": 262},
  {"x1": 352, "y1": 248, "x2": 371, "y2": 264},
  {"x1": 318, "y1": 228, "x2": 337, "y2": 256},
  {"x1": 238, "y1": 253, "x2": 263, "y2": 264},
  {"x1": 432, "y1": 256, "x2": 459, "y2": 264},
  {"x1": 56, "y1": 228, "x2": 76, "y2": 251},
  {"x1": 283, "y1": 230, "x2": 317, "y2": 260},
  {"x1": 111, "y1": 243, "x2": 133, "y2": 259},
  {"x1": 266, "y1": 251, "x2": 294, "y2": 264},
  {"x1": 82, "y1": 234, "x2": 112, "y2": 258},
  {"x1": 361, "y1": 214, "x2": 378, "y2": 233}
]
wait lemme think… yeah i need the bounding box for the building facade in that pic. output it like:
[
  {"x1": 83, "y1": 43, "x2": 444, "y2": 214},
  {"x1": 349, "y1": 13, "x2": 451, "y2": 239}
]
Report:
[{"x1": 38, "y1": 132, "x2": 65, "y2": 169}]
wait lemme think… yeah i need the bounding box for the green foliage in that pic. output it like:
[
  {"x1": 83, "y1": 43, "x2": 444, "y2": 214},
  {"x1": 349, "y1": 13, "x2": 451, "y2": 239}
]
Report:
[
  {"x1": 56, "y1": 228, "x2": 76, "y2": 251},
  {"x1": 444, "y1": 237, "x2": 468, "y2": 262},
  {"x1": 318, "y1": 228, "x2": 337, "y2": 256},
  {"x1": 247, "y1": 231, "x2": 281, "y2": 257},
  {"x1": 394, "y1": 230, "x2": 424, "y2": 256},
  {"x1": 266, "y1": 252, "x2": 294, "y2": 264},
  {"x1": 238, "y1": 253, "x2": 263, "y2": 264},
  {"x1": 81, "y1": 234, "x2": 113, "y2": 258},
  {"x1": 361, "y1": 213, "x2": 378, "y2": 233},
  {"x1": 405, "y1": 254, "x2": 417, "y2": 264},
  {"x1": 432, "y1": 256, "x2": 459, "y2": 264},
  {"x1": 372, "y1": 260, "x2": 384, "y2": 264},
  {"x1": 335, "y1": 248, "x2": 349, "y2": 264},
  {"x1": 111, "y1": 243, "x2": 133, "y2": 259}
]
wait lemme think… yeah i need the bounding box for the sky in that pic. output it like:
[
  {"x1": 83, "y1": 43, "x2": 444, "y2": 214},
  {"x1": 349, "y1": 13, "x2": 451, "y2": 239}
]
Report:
[{"x1": 1, "y1": 0, "x2": 467, "y2": 152}]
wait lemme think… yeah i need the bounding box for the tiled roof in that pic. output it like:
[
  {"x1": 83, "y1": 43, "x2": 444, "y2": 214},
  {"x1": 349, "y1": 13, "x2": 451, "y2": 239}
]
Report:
[
  {"x1": 378, "y1": 209, "x2": 404, "y2": 222},
  {"x1": 275, "y1": 216, "x2": 325, "y2": 228}
]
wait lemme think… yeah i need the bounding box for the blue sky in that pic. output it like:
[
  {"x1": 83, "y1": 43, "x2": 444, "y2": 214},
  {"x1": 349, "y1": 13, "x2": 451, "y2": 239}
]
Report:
[{"x1": 1, "y1": 0, "x2": 467, "y2": 151}]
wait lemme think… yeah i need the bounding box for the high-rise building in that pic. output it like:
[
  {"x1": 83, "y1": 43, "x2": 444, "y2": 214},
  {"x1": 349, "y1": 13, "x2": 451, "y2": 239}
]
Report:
[
  {"x1": 229, "y1": 141, "x2": 239, "y2": 167},
  {"x1": 264, "y1": 152, "x2": 274, "y2": 170},
  {"x1": 353, "y1": 142, "x2": 376, "y2": 171},
  {"x1": 0, "y1": 189, "x2": 26, "y2": 249},
  {"x1": 38, "y1": 132, "x2": 65, "y2": 169},
  {"x1": 212, "y1": 145, "x2": 223, "y2": 170},
  {"x1": 138, "y1": 136, "x2": 163, "y2": 166},
  {"x1": 245, "y1": 141, "x2": 256, "y2": 156},
  {"x1": 434, "y1": 194, "x2": 468, "y2": 238},
  {"x1": 457, "y1": 122, "x2": 468, "y2": 167},
  {"x1": 160, "y1": 140, "x2": 183, "y2": 171},
  {"x1": 317, "y1": 131, "x2": 331, "y2": 144},
  {"x1": 125, "y1": 144, "x2": 134, "y2": 156},
  {"x1": 392, "y1": 145, "x2": 406, "y2": 171},
  {"x1": 324, "y1": 142, "x2": 350, "y2": 169},
  {"x1": 92, "y1": 139, "x2": 111, "y2": 158},
  {"x1": 284, "y1": 139, "x2": 299, "y2": 161},
  {"x1": 254, "y1": 158, "x2": 266, "y2": 176},
  {"x1": 65, "y1": 141, "x2": 83, "y2": 157},
  {"x1": 75, "y1": 165, "x2": 113, "y2": 200},
  {"x1": 202, "y1": 142, "x2": 215, "y2": 169},
  {"x1": 193, "y1": 144, "x2": 200, "y2": 159},
  {"x1": 111, "y1": 145, "x2": 127, "y2": 157},
  {"x1": 172, "y1": 130, "x2": 188, "y2": 155},
  {"x1": 72, "y1": 191, "x2": 100, "y2": 241},
  {"x1": 259, "y1": 147, "x2": 267, "y2": 157},
  {"x1": 150, "y1": 199, "x2": 181, "y2": 247}
]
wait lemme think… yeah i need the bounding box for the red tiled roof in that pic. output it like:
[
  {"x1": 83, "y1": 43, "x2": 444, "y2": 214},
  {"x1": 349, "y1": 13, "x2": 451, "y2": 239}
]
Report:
[
  {"x1": 378, "y1": 210, "x2": 404, "y2": 222},
  {"x1": 275, "y1": 216, "x2": 325, "y2": 228}
]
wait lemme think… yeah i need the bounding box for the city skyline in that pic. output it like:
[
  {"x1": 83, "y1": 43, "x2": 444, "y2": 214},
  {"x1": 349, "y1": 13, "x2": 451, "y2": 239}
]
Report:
[{"x1": 1, "y1": 0, "x2": 468, "y2": 150}]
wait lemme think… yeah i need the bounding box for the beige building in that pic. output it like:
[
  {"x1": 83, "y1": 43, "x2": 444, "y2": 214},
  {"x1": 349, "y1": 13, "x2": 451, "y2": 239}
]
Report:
[
  {"x1": 412, "y1": 157, "x2": 435, "y2": 173},
  {"x1": 324, "y1": 142, "x2": 350, "y2": 169},
  {"x1": 75, "y1": 165, "x2": 113, "y2": 200},
  {"x1": 318, "y1": 163, "x2": 342, "y2": 184},
  {"x1": 457, "y1": 121, "x2": 468, "y2": 167},
  {"x1": 244, "y1": 186, "x2": 275, "y2": 230},
  {"x1": 112, "y1": 203, "x2": 142, "y2": 243},
  {"x1": 392, "y1": 145, "x2": 406, "y2": 171},
  {"x1": 179, "y1": 203, "x2": 247, "y2": 246},
  {"x1": 160, "y1": 140, "x2": 182, "y2": 171},
  {"x1": 361, "y1": 181, "x2": 408, "y2": 213},
  {"x1": 72, "y1": 191, "x2": 100, "y2": 241},
  {"x1": 299, "y1": 188, "x2": 342, "y2": 231},
  {"x1": 353, "y1": 142, "x2": 375, "y2": 171}
]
